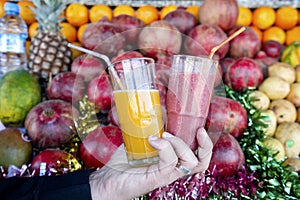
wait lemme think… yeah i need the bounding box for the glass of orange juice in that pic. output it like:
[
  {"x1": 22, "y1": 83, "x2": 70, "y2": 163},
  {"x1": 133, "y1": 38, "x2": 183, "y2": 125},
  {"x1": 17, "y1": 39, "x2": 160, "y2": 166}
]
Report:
[{"x1": 108, "y1": 57, "x2": 164, "y2": 167}]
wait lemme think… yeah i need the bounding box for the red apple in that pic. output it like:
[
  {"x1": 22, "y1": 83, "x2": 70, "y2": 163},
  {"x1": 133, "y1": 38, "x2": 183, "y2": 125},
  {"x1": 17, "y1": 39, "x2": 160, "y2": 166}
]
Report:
[
  {"x1": 80, "y1": 125, "x2": 123, "y2": 169},
  {"x1": 108, "y1": 105, "x2": 120, "y2": 127},
  {"x1": 71, "y1": 54, "x2": 106, "y2": 82}
]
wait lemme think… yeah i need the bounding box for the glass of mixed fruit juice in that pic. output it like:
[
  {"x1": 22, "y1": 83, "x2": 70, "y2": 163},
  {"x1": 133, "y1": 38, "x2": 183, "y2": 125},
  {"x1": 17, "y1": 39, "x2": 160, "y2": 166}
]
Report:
[
  {"x1": 166, "y1": 55, "x2": 218, "y2": 151},
  {"x1": 108, "y1": 57, "x2": 164, "y2": 167}
]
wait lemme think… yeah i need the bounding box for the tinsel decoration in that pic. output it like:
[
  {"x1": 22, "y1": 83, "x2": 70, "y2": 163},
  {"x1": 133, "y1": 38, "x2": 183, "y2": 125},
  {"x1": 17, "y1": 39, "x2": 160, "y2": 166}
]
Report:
[
  {"x1": 73, "y1": 95, "x2": 100, "y2": 140},
  {"x1": 140, "y1": 86, "x2": 300, "y2": 199}
]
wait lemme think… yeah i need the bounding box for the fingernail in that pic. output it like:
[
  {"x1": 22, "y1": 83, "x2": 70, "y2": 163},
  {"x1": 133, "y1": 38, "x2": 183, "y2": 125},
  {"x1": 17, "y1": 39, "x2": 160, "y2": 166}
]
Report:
[
  {"x1": 148, "y1": 135, "x2": 159, "y2": 141},
  {"x1": 162, "y1": 132, "x2": 175, "y2": 138}
]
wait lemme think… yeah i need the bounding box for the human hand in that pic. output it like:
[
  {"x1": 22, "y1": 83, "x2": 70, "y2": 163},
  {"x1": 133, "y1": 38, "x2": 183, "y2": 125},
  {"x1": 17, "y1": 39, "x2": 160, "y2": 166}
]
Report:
[{"x1": 89, "y1": 129, "x2": 213, "y2": 200}]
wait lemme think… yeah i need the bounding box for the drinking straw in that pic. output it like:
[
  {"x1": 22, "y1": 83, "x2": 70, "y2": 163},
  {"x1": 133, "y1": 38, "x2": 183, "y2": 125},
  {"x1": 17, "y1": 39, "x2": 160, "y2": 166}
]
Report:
[
  {"x1": 209, "y1": 26, "x2": 246, "y2": 59},
  {"x1": 67, "y1": 43, "x2": 124, "y2": 90}
]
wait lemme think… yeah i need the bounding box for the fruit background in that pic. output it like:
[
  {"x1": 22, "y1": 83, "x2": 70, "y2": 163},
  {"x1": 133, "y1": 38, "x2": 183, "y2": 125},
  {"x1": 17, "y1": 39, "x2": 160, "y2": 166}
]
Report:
[{"x1": 0, "y1": 0, "x2": 300, "y2": 199}]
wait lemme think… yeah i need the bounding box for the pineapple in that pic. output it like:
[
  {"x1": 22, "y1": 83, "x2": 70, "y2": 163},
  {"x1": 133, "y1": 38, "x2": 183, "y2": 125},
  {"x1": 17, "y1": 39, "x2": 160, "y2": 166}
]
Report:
[{"x1": 28, "y1": 0, "x2": 72, "y2": 81}]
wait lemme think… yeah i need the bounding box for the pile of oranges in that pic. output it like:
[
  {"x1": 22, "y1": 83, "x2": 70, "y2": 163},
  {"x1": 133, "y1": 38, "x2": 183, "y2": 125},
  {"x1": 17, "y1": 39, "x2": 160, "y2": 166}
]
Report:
[
  {"x1": 236, "y1": 6, "x2": 300, "y2": 45},
  {"x1": 1, "y1": 1, "x2": 300, "y2": 48}
]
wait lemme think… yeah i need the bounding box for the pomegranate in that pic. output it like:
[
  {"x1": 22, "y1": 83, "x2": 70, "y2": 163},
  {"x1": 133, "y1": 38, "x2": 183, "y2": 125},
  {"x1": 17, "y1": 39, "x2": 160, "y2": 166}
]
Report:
[
  {"x1": 25, "y1": 100, "x2": 78, "y2": 149},
  {"x1": 111, "y1": 14, "x2": 144, "y2": 43},
  {"x1": 80, "y1": 125, "x2": 123, "y2": 169},
  {"x1": 87, "y1": 73, "x2": 113, "y2": 112},
  {"x1": 225, "y1": 57, "x2": 263, "y2": 91},
  {"x1": 199, "y1": 0, "x2": 239, "y2": 31},
  {"x1": 220, "y1": 57, "x2": 235, "y2": 77},
  {"x1": 71, "y1": 54, "x2": 107, "y2": 82},
  {"x1": 205, "y1": 96, "x2": 248, "y2": 138},
  {"x1": 163, "y1": 9, "x2": 197, "y2": 34},
  {"x1": 184, "y1": 24, "x2": 229, "y2": 60},
  {"x1": 46, "y1": 72, "x2": 85, "y2": 103},
  {"x1": 228, "y1": 26, "x2": 261, "y2": 58},
  {"x1": 262, "y1": 40, "x2": 284, "y2": 59},
  {"x1": 111, "y1": 50, "x2": 144, "y2": 63},
  {"x1": 155, "y1": 55, "x2": 172, "y2": 87},
  {"x1": 30, "y1": 149, "x2": 77, "y2": 176},
  {"x1": 208, "y1": 131, "x2": 245, "y2": 177},
  {"x1": 108, "y1": 105, "x2": 120, "y2": 127},
  {"x1": 81, "y1": 21, "x2": 126, "y2": 58},
  {"x1": 138, "y1": 20, "x2": 182, "y2": 59}
]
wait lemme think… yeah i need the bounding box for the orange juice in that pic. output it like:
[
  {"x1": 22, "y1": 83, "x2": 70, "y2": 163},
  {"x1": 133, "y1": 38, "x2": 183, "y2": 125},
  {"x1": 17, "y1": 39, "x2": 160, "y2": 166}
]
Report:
[{"x1": 113, "y1": 89, "x2": 164, "y2": 165}]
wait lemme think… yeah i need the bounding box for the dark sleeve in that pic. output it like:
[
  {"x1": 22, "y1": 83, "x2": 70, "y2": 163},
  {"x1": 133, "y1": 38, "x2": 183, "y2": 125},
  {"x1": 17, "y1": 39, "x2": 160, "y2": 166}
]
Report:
[{"x1": 0, "y1": 169, "x2": 94, "y2": 200}]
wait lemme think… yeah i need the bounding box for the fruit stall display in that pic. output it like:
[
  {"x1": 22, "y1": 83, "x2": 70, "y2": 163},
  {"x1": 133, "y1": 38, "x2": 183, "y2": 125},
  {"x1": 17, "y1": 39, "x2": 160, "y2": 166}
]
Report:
[{"x1": 0, "y1": 0, "x2": 300, "y2": 199}]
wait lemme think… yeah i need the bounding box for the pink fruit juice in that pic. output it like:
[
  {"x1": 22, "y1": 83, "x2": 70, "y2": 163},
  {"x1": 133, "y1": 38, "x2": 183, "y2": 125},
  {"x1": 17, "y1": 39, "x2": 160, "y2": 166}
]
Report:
[{"x1": 166, "y1": 72, "x2": 214, "y2": 150}]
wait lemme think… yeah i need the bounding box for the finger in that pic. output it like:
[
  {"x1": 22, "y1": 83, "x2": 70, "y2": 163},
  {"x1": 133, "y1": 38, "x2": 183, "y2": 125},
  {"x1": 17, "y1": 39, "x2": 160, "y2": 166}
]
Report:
[
  {"x1": 148, "y1": 135, "x2": 178, "y2": 170},
  {"x1": 162, "y1": 132, "x2": 198, "y2": 171},
  {"x1": 194, "y1": 128, "x2": 213, "y2": 173}
]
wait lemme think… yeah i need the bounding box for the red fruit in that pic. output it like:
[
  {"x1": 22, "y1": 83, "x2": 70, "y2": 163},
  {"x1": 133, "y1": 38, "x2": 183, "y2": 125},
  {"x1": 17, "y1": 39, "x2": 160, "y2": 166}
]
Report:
[
  {"x1": 108, "y1": 105, "x2": 119, "y2": 127},
  {"x1": 111, "y1": 51, "x2": 144, "y2": 63},
  {"x1": 71, "y1": 54, "x2": 106, "y2": 82},
  {"x1": 220, "y1": 57, "x2": 235, "y2": 77},
  {"x1": 138, "y1": 20, "x2": 182, "y2": 59},
  {"x1": 155, "y1": 55, "x2": 172, "y2": 87},
  {"x1": 80, "y1": 126, "x2": 123, "y2": 169},
  {"x1": 111, "y1": 14, "x2": 145, "y2": 43},
  {"x1": 208, "y1": 131, "x2": 245, "y2": 177},
  {"x1": 205, "y1": 96, "x2": 248, "y2": 138},
  {"x1": 262, "y1": 40, "x2": 284, "y2": 59},
  {"x1": 228, "y1": 26, "x2": 261, "y2": 58},
  {"x1": 214, "y1": 64, "x2": 223, "y2": 87},
  {"x1": 46, "y1": 72, "x2": 85, "y2": 103},
  {"x1": 225, "y1": 57, "x2": 263, "y2": 91},
  {"x1": 184, "y1": 24, "x2": 229, "y2": 60},
  {"x1": 30, "y1": 149, "x2": 75, "y2": 176},
  {"x1": 81, "y1": 21, "x2": 126, "y2": 58},
  {"x1": 25, "y1": 100, "x2": 78, "y2": 149},
  {"x1": 163, "y1": 9, "x2": 197, "y2": 34},
  {"x1": 199, "y1": 0, "x2": 239, "y2": 31},
  {"x1": 255, "y1": 56, "x2": 278, "y2": 78},
  {"x1": 87, "y1": 73, "x2": 113, "y2": 112}
]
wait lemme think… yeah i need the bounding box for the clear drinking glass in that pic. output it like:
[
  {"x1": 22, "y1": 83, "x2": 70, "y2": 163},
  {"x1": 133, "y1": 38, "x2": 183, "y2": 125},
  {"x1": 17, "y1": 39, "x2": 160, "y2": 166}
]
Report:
[
  {"x1": 108, "y1": 57, "x2": 164, "y2": 167},
  {"x1": 166, "y1": 55, "x2": 218, "y2": 150}
]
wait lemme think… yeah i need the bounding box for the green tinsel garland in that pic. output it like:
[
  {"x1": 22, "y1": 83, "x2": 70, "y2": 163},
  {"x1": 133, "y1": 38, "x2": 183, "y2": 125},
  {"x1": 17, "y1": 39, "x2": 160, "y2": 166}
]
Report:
[{"x1": 225, "y1": 86, "x2": 300, "y2": 199}]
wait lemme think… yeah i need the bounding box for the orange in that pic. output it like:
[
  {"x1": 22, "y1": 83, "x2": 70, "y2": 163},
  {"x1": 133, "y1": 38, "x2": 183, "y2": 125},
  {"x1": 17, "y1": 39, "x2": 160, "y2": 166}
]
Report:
[
  {"x1": 26, "y1": 40, "x2": 30, "y2": 58},
  {"x1": 77, "y1": 23, "x2": 89, "y2": 43},
  {"x1": 160, "y1": 5, "x2": 177, "y2": 19},
  {"x1": 186, "y1": 5, "x2": 200, "y2": 21},
  {"x1": 236, "y1": 7, "x2": 252, "y2": 26},
  {"x1": 66, "y1": 3, "x2": 89, "y2": 27},
  {"x1": 252, "y1": 6, "x2": 276, "y2": 30},
  {"x1": 263, "y1": 26, "x2": 286, "y2": 44},
  {"x1": 136, "y1": 5, "x2": 159, "y2": 25},
  {"x1": 70, "y1": 42, "x2": 83, "y2": 60},
  {"x1": 28, "y1": 22, "x2": 39, "y2": 39},
  {"x1": 299, "y1": 10, "x2": 300, "y2": 25},
  {"x1": 60, "y1": 22, "x2": 77, "y2": 43},
  {"x1": 286, "y1": 26, "x2": 300, "y2": 45},
  {"x1": 275, "y1": 6, "x2": 298, "y2": 30},
  {"x1": 0, "y1": 1, "x2": 6, "y2": 18},
  {"x1": 250, "y1": 26, "x2": 263, "y2": 42},
  {"x1": 113, "y1": 5, "x2": 135, "y2": 17},
  {"x1": 89, "y1": 4, "x2": 113, "y2": 22},
  {"x1": 18, "y1": 1, "x2": 36, "y2": 25}
]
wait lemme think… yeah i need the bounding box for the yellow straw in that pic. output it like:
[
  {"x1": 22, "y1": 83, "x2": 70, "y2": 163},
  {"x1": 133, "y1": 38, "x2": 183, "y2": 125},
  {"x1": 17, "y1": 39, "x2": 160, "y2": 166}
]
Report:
[
  {"x1": 67, "y1": 43, "x2": 124, "y2": 90},
  {"x1": 209, "y1": 26, "x2": 246, "y2": 59}
]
